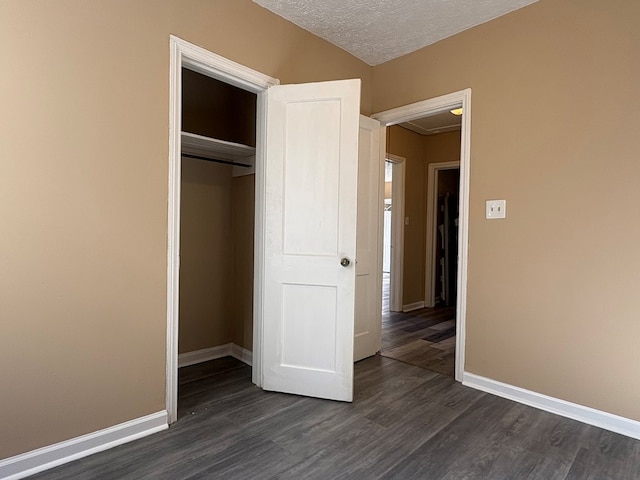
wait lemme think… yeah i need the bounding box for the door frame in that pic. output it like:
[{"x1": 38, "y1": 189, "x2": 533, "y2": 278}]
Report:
[
  {"x1": 384, "y1": 153, "x2": 405, "y2": 312},
  {"x1": 167, "y1": 36, "x2": 278, "y2": 423},
  {"x1": 373, "y1": 89, "x2": 471, "y2": 382},
  {"x1": 425, "y1": 161, "x2": 460, "y2": 307}
]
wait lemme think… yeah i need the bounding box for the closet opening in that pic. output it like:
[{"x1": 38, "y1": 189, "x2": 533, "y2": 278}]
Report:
[{"x1": 177, "y1": 68, "x2": 257, "y2": 419}]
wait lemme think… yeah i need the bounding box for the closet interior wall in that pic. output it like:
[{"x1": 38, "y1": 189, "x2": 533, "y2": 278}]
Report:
[{"x1": 179, "y1": 69, "x2": 257, "y2": 356}]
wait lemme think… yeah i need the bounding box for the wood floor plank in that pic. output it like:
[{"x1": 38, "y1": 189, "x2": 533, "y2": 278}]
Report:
[
  {"x1": 495, "y1": 404, "x2": 590, "y2": 464},
  {"x1": 380, "y1": 304, "x2": 457, "y2": 375},
  {"x1": 379, "y1": 394, "x2": 522, "y2": 479},
  {"x1": 179, "y1": 433, "x2": 297, "y2": 480},
  {"x1": 463, "y1": 444, "x2": 573, "y2": 480},
  {"x1": 29, "y1": 356, "x2": 640, "y2": 480},
  {"x1": 563, "y1": 447, "x2": 629, "y2": 480}
]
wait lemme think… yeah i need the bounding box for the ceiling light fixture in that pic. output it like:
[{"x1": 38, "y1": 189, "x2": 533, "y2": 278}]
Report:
[{"x1": 450, "y1": 108, "x2": 463, "y2": 116}]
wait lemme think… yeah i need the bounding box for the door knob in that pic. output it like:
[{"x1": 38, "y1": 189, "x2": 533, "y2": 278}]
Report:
[{"x1": 340, "y1": 257, "x2": 351, "y2": 267}]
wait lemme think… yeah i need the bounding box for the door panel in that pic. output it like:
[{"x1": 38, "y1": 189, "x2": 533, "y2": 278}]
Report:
[
  {"x1": 262, "y1": 79, "x2": 360, "y2": 401},
  {"x1": 354, "y1": 115, "x2": 383, "y2": 362}
]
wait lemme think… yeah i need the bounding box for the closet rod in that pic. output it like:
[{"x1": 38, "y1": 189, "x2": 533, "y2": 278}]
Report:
[{"x1": 182, "y1": 152, "x2": 252, "y2": 168}]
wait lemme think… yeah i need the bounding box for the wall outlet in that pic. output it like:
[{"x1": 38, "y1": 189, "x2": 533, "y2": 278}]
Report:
[{"x1": 486, "y1": 200, "x2": 506, "y2": 219}]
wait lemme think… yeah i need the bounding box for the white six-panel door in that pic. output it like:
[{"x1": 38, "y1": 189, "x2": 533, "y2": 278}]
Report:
[
  {"x1": 354, "y1": 115, "x2": 383, "y2": 362},
  {"x1": 262, "y1": 79, "x2": 361, "y2": 401}
]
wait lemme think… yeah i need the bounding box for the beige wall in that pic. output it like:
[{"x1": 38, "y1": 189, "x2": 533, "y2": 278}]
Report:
[
  {"x1": 0, "y1": 0, "x2": 372, "y2": 460},
  {"x1": 424, "y1": 131, "x2": 461, "y2": 166},
  {"x1": 0, "y1": 0, "x2": 170, "y2": 460},
  {"x1": 231, "y1": 176, "x2": 256, "y2": 350},
  {"x1": 375, "y1": 0, "x2": 640, "y2": 420}
]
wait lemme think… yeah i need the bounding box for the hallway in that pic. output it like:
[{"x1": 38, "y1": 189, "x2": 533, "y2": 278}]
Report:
[{"x1": 380, "y1": 273, "x2": 456, "y2": 377}]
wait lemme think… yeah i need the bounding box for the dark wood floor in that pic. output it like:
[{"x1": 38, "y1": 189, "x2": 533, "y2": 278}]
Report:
[
  {"x1": 32, "y1": 356, "x2": 640, "y2": 480},
  {"x1": 381, "y1": 273, "x2": 456, "y2": 376},
  {"x1": 380, "y1": 305, "x2": 456, "y2": 376}
]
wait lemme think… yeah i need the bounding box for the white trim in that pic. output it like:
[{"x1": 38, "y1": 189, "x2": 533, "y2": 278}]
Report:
[
  {"x1": 231, "y1": 344, "x2": 253, "y2": 366},
  {"x1": 373, "y1": 88, "x2": 471, "y2": 383},
  {"x1": 178, "y1": 343, "x2": 253, "y2": 368},
  {"x1": 425, "y1": 161, "x2": 460, "y2": 308},
  {"x1": 176, "y1": 37, "x2": 278, "y2": 93},
  {"x1": 178, "y1": 344, "x2": 233, "y2": 368},
  {"x1": 463, "y1": 373, "x2": 640, "y2": 441},
  {"x1": 385, "y1": 153, "x2": 405, "y2": 313},
  {"x1": 373, "y1": 91, "x2": 468, "y2": 125},
  {"x1": 167, "y1": 35, "x2": 278, "y2": 424},
  {"x1": 375, "y1": 125, "x2": 386, "y2": 341},
  {"x1": 0, "y1": 412, "x2": 167, "y2": 480},
  {"x1": 166, "y1": 34, "x2": 182, "y2": 427},
  {"x1": 402, "y1": 301, "x2": 425, "y2": 312},
  {"x1": 251, "y1": 89, "x2": 269, "y2": 388},
  {"x1": 456, "y1": 90, "x2": 471, "y2": 384},
  {"x1": 385, "y1": 153, "x2": 405, "y2": 162}
]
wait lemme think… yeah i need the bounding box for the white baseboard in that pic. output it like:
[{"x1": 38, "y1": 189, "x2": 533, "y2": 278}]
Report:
[
  {"x1": 178, "y1": 343, "x2": 252, "y2": 368},
  {"x1": 463, "y1": 372, "x2": 640, "y2": 441},
  {"x1": 0, "y1": 411, "x2": 167, "y2": 480},
  {"x1": 231, "y1": 344, "x2": 253, "y2": 366},
  {"x1": 403, "y1": 301, "x2": 425, "y2": 312},
  {"x1": 3, "y1": 344, "x2": 254, "y2": 480},
  {"x1": 178, "y1": 343, "x2": 233, "y2": 368}
]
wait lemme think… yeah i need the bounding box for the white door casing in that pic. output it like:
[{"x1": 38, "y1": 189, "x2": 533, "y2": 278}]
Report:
[
  {"x1": 354, "y1": 115, "x2": 383, "y2": 362},
  {"x1": 169, "y1": 37, "x2": 368, "y2": 409},
  {"x1": 262, "y1": 79, "x2": 361, "y2": 401},
  {"x1": 386, "y1": 154, "x2": 406, "y2": 313},
  {"x1": 425, "y1": 161, "x2": 460, "y2": 308}
]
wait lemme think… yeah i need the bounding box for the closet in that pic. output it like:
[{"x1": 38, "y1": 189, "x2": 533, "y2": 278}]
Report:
[{"x1": 178, "y1": 68, "x2": 257, "y2": 364}]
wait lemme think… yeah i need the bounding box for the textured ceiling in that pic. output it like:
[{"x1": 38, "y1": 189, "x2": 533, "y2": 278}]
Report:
[{"x1": 253, "y1": 0, "x2": 538, "y2": 65}]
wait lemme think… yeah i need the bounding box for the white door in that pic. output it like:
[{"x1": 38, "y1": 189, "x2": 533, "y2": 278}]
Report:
[
  {"x1": 354, "y1": 115, "x2": 383, "y2": 362},
  {"x1": 262, "y1": 79, "x2": 360, "y2": 402}
]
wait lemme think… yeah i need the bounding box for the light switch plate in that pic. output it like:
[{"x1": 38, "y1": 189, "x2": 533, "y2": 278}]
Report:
[{"x1": 486, "y1": 200, "x2": 506, "y2": 219}]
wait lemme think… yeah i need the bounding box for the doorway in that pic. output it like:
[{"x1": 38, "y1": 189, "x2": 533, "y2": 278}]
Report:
[
  {"x1": 167, "y1": 37, "x2": 277, "y2": 423},
  {"x1": 168, "y1": 37, "x2": 371, "y2": 422},
  {"x1": 426, "y1": 162, "x2": 461, "y2": 308},
  {"x1": 175, "y1": 68, "x2": 258, "y2": 418},
  {"x1": 167, "y1": 38, "x2": 468, "y2": 426},
  {"x1": 373, "y1": 89, "x2": 471, "y2": 382},
  {"x1": 378, "y1": 133, "x2": 460, "y2": 377}
]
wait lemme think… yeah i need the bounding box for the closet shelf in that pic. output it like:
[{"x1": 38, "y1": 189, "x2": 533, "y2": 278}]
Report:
[{"x1": 181, "y1": 131, "x2": 255, "y2": 164}]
